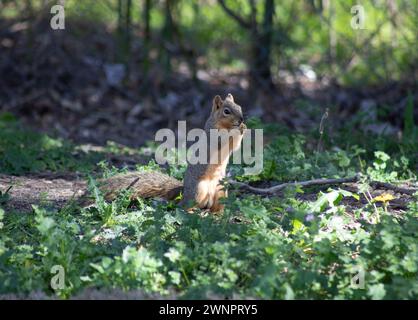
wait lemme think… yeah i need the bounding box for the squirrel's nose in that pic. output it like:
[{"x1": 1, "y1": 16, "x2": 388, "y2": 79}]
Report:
[{"x1": 239, "y1": 116, "x2": 244, "y2": 124}]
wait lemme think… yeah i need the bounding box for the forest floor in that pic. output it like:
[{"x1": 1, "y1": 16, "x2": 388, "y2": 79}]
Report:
[
  {"x1": 0, "y1": 172, "x2": 416, "y2": 215},
  {"x1": 1, "y1": 16, "x2": 416, "y2": 213},
  {"x1": 0, "y1": 16, "x2": 417, "y2": 299},
  {"x1": 0, "y1": 173, "x2": 86, "y2": 212}
]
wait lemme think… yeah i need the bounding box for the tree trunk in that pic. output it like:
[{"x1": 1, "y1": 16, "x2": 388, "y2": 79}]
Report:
[
  {"x1": 161, "y1": 0, "x2": 178, "y2": 74},
  {"x1": 249, "y1": 0, "x2": 275, "y2": 91},
  {"x1": 115, "y1": 0, "x2": 132, "y2": 65},
  {"x1": 143, "y1": 0, "x2": 151, "y2": 43},
  {"x1": 125, "y1": 0, "x2": 132, "y2": 50},
  {"x1": 218, "y1": 0, "x2": 276, "y2": 91}
]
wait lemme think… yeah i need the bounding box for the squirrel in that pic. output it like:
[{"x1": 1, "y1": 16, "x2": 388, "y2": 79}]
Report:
[{"x1": 96, "y1": 93, "x2": 246, "y2": 212}]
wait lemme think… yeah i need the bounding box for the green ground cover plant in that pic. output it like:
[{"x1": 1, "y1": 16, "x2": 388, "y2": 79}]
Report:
[{"x1": 1, "y1": 115, "x2": 417, "y2": 299}]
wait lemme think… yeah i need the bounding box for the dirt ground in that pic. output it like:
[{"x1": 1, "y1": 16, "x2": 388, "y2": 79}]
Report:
[{"x1": 0, "y1": 172, "x2": 86, "y2": 212}]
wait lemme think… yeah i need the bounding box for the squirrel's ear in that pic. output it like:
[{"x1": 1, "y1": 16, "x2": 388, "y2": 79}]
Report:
[
  {"x1": 212, "y1": 95, "x2": 223, "y2": 112},
  {"x1": 225, "y1": 93, "x2": 234, "y2": 102}
]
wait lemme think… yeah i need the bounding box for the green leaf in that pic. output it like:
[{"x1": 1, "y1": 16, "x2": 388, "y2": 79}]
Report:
[
  {"x1": 380, "y1": 229, "x2": 397, "y2": 250},
  {"x1": 311, "y1": 192, "x2": 329, "y2": 212},
  {"x1": 35, "y1": 215, "x2": 56, "y2": 235},
  {"x1": 284, "y1": 284, "x2": 295, "y2": 300},
  {"x1": 168, "y1": 271, "x2": 181, "y2": 285},
  {"x1": 164, "y1": 248, "x2": 181, "y2": 263},
  {"x1": 0, "y1": 112, "x2": 17, "y2": 123},
  {"x1": 368, "y1": 284, "x2": 386, "y2": 300},
  {"x1": 291, "y1": 219, "x2": 305, "y2": 234},
  {"x1": 311, "y1": 189, "x2": 359, "y2": 213}
]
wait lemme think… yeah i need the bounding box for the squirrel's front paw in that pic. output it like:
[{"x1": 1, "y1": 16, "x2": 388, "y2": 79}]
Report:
[{"x1": 239, "y1": 123, "x2": 247, "y2": 134}]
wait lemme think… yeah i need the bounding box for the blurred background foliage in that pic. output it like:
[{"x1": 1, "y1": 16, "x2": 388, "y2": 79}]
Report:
[
  {"x1": 1, "y1": 0, "x2": 417, "y2": 85},
  {"x1": 0, "y1": 0, "x2": 417, "y2": 148}
]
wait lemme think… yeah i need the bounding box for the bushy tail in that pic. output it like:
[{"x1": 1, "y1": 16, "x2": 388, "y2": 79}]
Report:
[
  {"x1": 101, "y1": 171, "x2": 183, "y2": 201},
  {"x1": 79, "y1": 171, "x2": 183, "y2": 206}
]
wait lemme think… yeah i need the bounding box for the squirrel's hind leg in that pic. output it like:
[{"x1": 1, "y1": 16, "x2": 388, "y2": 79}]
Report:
[
  {"x1": 210, "y1": 185, "x2": 227, "y2": 213},
  {"x1": 182, "y1": 180, "x2": 209, "y2": 213}
]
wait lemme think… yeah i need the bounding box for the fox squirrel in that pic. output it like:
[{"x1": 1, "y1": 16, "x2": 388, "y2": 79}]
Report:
[{"x1": 98, "y1": 93, "x2": 246, "y2": 212}]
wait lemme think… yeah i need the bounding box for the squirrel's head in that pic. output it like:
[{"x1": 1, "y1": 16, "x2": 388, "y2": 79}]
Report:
[{"x1": 211, "y1": 94, "x2": 244, "y2": 130}]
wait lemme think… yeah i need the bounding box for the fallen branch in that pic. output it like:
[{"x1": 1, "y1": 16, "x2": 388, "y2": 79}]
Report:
[
  {"x1": 229, "y1": 175, "x2": 360, "y2": 195},
  {"x1": 371, "y1": 181, "x2": 418, "y2": 196},
  {"x1": 229, "y1": 176, "x2": 418, "y2": 196}
]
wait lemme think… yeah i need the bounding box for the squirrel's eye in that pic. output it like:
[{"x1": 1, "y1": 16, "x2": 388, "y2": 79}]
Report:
[{"x1": 223, "y1": 108, "x2": 231, "y2": 115}]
